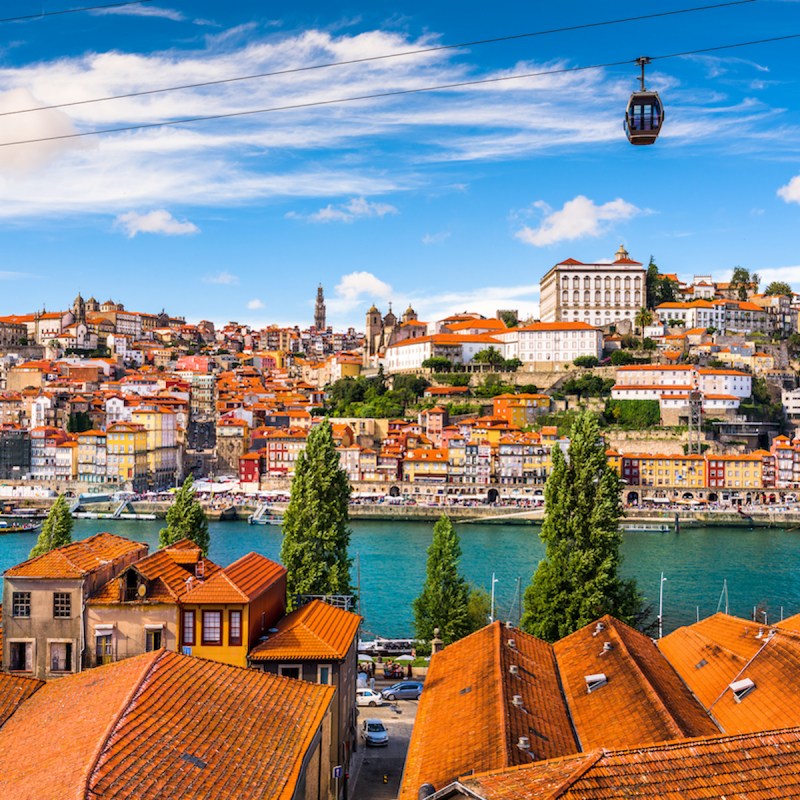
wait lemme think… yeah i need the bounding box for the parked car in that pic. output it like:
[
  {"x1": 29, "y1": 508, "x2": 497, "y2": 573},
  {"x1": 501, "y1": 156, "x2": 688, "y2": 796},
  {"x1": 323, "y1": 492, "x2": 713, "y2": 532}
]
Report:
[
  {"x1": 360, "y1": 718, "x2": 389, "y2": 747},
  {"x1": 356, "y1": 688, "x2": 384, "y2": 707},
  {"x1": 381, "y1": 681, "x2": 423, "y2": 701}
]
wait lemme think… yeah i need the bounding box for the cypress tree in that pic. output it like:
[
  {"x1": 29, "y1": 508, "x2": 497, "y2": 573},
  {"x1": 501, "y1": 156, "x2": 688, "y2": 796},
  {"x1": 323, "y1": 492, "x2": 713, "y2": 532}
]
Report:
[
  {"x1": 413, "y1": 514, "x2": 470, "y2": 649},
  {"x1": 29, "y1": 494, "x2": 74, "y2": 558},
  {"x1": 280, "y1": 419, "x2": 353, "y2": 605},
  {"x1": 521, "y1": 411, "x2": 641, "y2": 642},
  {"x1": 159, "y1": 474, "x2": 210, "y2": 555}
]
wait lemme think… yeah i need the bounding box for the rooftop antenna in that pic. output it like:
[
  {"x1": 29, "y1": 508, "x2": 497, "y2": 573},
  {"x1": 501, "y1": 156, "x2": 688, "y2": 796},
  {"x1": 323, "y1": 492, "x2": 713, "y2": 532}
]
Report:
[{"x1": 658, "y1": 572, "x2": 668, "y2": 639}]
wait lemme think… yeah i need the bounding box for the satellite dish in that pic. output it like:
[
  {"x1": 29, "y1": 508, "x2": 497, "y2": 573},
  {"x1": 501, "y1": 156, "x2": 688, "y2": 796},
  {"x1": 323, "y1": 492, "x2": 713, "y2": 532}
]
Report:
[{"x1": 137, "y1": 584, "x2": 147, "y2": 598}]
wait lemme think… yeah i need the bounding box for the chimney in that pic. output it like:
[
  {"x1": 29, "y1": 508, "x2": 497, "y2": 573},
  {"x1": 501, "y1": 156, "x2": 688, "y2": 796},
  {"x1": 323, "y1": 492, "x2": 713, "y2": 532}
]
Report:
[{"x1": 431, "y1": 628, "x2": 444, "y2": 655}]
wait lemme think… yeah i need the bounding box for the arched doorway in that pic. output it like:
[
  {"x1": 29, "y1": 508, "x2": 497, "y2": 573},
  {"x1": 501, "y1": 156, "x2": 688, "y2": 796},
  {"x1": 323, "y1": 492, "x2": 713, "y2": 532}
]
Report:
[
  {"x1": 708, "y1": 492, "x2": 718, "y2": 503},
  {"x1": 627, "y1": 491, "x2": 639, "y2": 506},
  {"x1": 487, "y1": 488, "x2": 500, "y2": 504},
  {"x1": 389, "y1": 485, "x2": 400, "y2": 498}
]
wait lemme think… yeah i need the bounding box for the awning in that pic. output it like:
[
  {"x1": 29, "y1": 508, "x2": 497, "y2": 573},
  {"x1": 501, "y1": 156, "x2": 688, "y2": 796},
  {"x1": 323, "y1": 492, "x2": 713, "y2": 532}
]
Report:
[
  {"x1": 144, "y1": 623, "x2": 166, "y2": 631},
  {"x1": 94, "y1": 624, "x2": 114, "y2": 636}
]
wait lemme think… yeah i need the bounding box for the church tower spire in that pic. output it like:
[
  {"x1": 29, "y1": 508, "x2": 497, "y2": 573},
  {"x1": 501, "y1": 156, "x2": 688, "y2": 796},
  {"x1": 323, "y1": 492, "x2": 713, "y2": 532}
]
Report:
[{"x1": 314, "y1": 284, "x2": 326, "y2": 330}]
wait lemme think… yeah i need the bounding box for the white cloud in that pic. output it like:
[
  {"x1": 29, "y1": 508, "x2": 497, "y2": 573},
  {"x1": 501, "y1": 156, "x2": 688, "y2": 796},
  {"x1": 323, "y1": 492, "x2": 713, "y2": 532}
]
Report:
[
  {"x1": 247, "y1": 298, "x2": 265, "y2": 309},
  {"x1": 91, "y1": 5, "x2": 185, "y2": 20},
  {"x1": 0, "y1": 270, "x2": 31, "y2": 280},
  {"x1": 422, "y1": 231, "x2": 451, "y2": 245},
  {"x1": 289, "y1": 197, "x2": 399, "y2": 224},
  {"x1": 515, "y1": 195, "x2": 641, "y2": 247},
  {"x1": 777, "y1": 175, "x2": 800, "y2": 204},
  {"x1": 115, "y1": 209, "x2": 199, "y2": 237},
  {"x1": 203, "y1": 271, "x2": 239, "y2": 285},
  {"x1": 335, "y1": 271, "x2": 393, "y2": 302}
]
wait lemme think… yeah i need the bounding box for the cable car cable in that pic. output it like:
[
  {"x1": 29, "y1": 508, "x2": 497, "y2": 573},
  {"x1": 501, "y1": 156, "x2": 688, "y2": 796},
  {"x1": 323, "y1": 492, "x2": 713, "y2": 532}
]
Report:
[
  {"x1": 0, "y1": 0, "x2": 153, "y2": 25},
  {"x1": 1, "y1": 30, "x2": 797, "y2": 149},
  {"x1": 0, "y1": 0, "x2": 757, "y2": 118}
]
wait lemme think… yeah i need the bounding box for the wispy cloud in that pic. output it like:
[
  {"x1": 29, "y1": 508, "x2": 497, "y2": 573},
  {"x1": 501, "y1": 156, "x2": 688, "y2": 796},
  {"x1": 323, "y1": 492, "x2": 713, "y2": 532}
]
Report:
[
  {"x1": 115, "y1": 209, "x2": 199, "y2": 237},
  {"x1": 203, "y1": 271, "x2": 239, "y2": 285},
  {"x1": 0, "y1": 270, "x2": 32, "y2": 280},
  {"x1": 515, "y1": 196, "x2": 641, "y2": 247},
  {"x1": 422, "y1": 231, "x2": 451, "y2": 245},
  {"x1": 91, "y1": 4, "x2": 185, "y2": 21},
  {"x1": 288, "y1": 197, "x2": 399, "y2": 224},
  {"x1": 247, "y1": 298, "x2": 264, "y2": 310}
]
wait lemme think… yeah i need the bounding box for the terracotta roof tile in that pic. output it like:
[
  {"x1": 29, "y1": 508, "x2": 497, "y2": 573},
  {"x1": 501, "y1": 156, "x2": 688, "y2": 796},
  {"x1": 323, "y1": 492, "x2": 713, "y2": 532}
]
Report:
[
  {"x1": 0, "y1": 673, "x2": 43, "y2": 729},
  {"x1": 399, "y1": 623, "x2": 578, "y2": 800},
  {"x1": 5, "y1": 532, "x2": 148, "y2": 579},
  {"x1": 0, "y1": 651, "x2": 334, "y2": 799},
  {"x1": 248, "y1": 599, "x2": 361, "y2": 662},
  {"x1": 223, "y1": 552, "x2": 286, "y2": 600},
  {"x1": 553, "y1": 616, "x2": 718, "y2": 751},
  {"x1": 459, "y1": 727, "x2": 800, "y2": 799}
]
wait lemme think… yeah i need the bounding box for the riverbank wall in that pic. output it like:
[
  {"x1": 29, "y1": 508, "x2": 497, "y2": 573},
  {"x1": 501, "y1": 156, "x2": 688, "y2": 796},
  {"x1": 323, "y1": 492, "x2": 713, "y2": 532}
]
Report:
[{"x1": 11, "y1": 498, "x2": 800, "y2": 528}]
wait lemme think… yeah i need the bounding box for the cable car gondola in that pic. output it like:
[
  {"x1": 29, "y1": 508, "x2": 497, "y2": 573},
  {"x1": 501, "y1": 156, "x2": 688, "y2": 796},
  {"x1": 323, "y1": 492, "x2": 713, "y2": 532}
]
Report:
[{"x1": 625, "y1": 57, "x2": 663, "y2": 146}]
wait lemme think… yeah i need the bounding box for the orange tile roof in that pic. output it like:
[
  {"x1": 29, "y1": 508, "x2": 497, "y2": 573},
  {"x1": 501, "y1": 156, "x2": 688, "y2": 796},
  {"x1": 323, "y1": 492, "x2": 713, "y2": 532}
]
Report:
[
  {"x1": 399, "y1": 622, "x2": 578, "y2": 800},
  {"x1": 553, "y1": 616, "x2": 718, "y2": 751},
  {"x1": 4, "y1": 532, "x2": 148, "y2": 579},
  {"x1": 0, "y1": 673, "x2": 43, "y2": 728},
  {"x1": 183, "y1": 552, "x2": 285, "y2": 604},
  {"x1": 248, "y1": 599, "x2": 361, "y2": 662},
  {"x1": 458, "y1": 727, "x2": 800, "y2": 799},
  {"x1": 0, "y1": 650, "x2": 334, "y2": 800}
]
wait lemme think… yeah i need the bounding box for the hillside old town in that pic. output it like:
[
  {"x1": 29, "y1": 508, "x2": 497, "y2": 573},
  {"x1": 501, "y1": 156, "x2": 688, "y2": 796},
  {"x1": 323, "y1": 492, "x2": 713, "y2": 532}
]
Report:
[
  {"x1": 3, "y1": 248, "x2": 800, "y2": 800},
  {"x1": 1, "y1": 249, "x2": 799, "y2": 508}
]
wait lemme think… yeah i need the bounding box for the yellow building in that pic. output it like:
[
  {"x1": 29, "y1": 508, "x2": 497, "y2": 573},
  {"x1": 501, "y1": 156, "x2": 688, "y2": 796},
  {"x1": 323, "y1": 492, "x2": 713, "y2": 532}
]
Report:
[
  {"x1": 106, "y1": 422, "x2": 148, "y2": 492},
  {"x1": 403, "y1": 448, "x2": 449, "y2": 484},
  {"x1": 631, "y1": 454, "x2": 706, "y2": 489},
  {"x1": 180, "y1": 552, "x2": 287, "y2": 668},
  {"x1": 713, "y1": 454, "x2": 764, "y2": 490},
  {"x1": 131, "y1": 407, "x2": 178, "y2": 489}
]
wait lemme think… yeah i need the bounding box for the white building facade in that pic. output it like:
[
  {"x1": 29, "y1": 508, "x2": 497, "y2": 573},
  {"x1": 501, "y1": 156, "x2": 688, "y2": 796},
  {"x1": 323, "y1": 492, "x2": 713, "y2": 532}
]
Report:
[
  {"x1": 539, "y1": 246, "x2": 646, "y2": 328},
  {"x1": 495, "y1": 322, "x2": 603, "y2": 366}
]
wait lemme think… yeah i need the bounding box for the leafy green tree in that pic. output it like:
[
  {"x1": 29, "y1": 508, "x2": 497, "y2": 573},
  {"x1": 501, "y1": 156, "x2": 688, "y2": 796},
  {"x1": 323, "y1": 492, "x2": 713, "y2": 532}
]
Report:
[
  {"x1": 645, "y1": 257, "x2": 679, "y2": 308},
  {"x1": 498, "y1": 310, "x2": 519, "y2": 328},
  {"x1": 765, "y1": 281, "x2": 793, "y2": 297},
  {"x1": 730, "y1": 266, "x2": 757, "y2": 301},
  {"x1": 29, "y1": 495, "x2": 74, "y2": 558},
  {"x1": 502, "y1": 358, "x2": 523, "y2": 372},
  {"x1": 521, "y1": 411, "x2": 641, "y2": 641},
  {"x1": 422, "y1": 357, "x2": 453, "y2": 372},
  {"x1": 610, "y1": 350, "x2": 635, "y2": 366},
  {"x1": 413, "y1": 514, "x2": 470, "y2": 650},
  {"x1": 66, "y1": 411, "x2": 92, "y2": 433},
  {"x1": 604, "y1": 399, "x2": 660, "y2": 428},
  {"x1": 573, "y1": 355, "x2": 599, "y2": 368},
  {"x1": 159, "y1": 475, "x2": 210, "y2": 555},
  {"x1": 466, "y1": 587, "x2": 491, "y2": 633},
  {"x1": 472, "y1": 347, "x2": 505, "y2": 368},
  {"x1": 280, "y1": 419, "x2": 353, "y2": 605},
  {"x1": 634, "y1": 307, "x2": 654, "y2": 334}
]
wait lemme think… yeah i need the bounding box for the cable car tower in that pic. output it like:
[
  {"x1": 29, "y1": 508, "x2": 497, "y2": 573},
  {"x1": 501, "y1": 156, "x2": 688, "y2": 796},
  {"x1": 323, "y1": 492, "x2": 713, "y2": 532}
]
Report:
[{"x1": 625, "y1": 57, "x2": 664, "y2": 145}]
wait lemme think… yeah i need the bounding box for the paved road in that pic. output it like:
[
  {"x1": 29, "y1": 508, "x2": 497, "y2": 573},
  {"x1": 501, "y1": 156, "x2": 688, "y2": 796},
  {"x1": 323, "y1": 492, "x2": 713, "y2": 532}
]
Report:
[{"x1": 350, "y1": 699, "x2": 418, "y2": 800}]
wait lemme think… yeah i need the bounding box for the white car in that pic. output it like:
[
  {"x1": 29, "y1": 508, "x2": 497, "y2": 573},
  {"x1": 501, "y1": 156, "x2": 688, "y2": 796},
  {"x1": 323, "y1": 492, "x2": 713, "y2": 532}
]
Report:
[
  {"x1": 356, "y1": 688, "x2": 384, "y2": 707},
  {"x1": 360, "y1": 718, "x2": 389, "y2": 747}
]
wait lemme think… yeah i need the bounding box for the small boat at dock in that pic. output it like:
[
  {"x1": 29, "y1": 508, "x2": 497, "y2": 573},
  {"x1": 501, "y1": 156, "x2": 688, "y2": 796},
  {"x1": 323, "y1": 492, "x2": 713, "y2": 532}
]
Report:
[
  {"x1": 620, "y1": 522, "x2": 671, "y2": 533},
  {"x1": 0, "y1": 520, "x2": 42, "y2": 534}
]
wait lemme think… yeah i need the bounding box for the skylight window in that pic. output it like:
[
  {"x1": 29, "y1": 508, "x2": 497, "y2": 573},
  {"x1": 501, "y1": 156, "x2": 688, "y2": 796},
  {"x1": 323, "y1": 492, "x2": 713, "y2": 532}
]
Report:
[
  {"x1": 585, "y1": 673, "x2": 608, "y2": 693},
  {"x1": 730, "y1": 677, "x2": 756, "y2": 703}
]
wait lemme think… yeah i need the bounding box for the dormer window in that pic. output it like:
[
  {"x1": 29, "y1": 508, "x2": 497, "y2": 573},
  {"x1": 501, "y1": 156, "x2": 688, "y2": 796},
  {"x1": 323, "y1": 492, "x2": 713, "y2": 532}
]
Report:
[
  {"x1": 585, "y1": 673, "x2": 608, "y2": 693},
  {"x1": 730, "y1": 678, "x2": 755, "y2": 703}
]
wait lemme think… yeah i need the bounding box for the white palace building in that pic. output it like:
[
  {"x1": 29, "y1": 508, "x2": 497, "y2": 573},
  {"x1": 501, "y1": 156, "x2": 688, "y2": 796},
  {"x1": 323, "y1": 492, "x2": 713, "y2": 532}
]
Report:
[{"x1": 539, "y1": 245, "x2": 646, "y2": 329}]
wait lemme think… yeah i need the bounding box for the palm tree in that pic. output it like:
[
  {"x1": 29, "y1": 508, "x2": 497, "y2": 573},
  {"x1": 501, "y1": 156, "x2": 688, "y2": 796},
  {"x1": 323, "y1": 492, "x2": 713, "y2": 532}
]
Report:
[{"x1": 634, "y1": 307, "x2": 654, "y2": 335}]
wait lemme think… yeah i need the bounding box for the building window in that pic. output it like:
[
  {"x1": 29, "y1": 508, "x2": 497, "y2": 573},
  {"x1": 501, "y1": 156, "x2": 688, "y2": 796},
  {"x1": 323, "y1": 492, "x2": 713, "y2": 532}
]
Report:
[
  {"x1": 96, "y1": 634, "x2": 113, "y2": 665},
  {"x1": 12, "y1": 592, "x2": 31, "y2": 618},
  {"x1": 9, "y1": 641, "x2": 33, "y2": 672},
  {"x1": 229, "y1": 611, "x2": 242, "y2": 646},
  {"x1": 279, "y1": 664, "x2": 302, "y2": 680},
  {"x1": 53, "y1": 592, "x2": 71, "y2": 618},
  {"x1": 145, "y1": 628, "x2": 163, "y2": 651},
  {"x1": 318, "y1": 665, "x2": 332, "y2": 685},
  {"x1": 50, "y1": 641, "x2": 73, "y2": 672},
  {"x1": 202, "y1": 611, "x2": 222, "y2": 645},
  {"x1": 182, "y1": 610, "x2": 195, "y2": 646}
]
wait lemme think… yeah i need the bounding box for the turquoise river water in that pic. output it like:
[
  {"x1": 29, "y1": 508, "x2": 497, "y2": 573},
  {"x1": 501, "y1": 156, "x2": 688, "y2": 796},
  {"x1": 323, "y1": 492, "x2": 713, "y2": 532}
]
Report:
[{"x1": 1, "y1": 518, "x2": 798, "y2": 637}]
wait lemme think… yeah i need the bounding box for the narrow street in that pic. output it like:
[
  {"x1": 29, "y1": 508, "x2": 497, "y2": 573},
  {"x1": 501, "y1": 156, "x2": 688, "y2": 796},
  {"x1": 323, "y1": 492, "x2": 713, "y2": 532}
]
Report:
[{"x1": 350, "y1": 699, "x2": 418, "y2": 800}]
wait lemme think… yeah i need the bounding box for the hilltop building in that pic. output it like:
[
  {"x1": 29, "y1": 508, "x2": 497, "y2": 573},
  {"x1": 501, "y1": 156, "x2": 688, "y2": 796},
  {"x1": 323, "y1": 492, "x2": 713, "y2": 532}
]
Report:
[
  {"x1": 314, "y1": 284, "x2": 327, "y2": 331},
  {"x1": 539, "y1": 245, "x2": 646, "y2": 330},
  {"x1": 363, "y1": 303, "x2": 426, "y2": 366}
]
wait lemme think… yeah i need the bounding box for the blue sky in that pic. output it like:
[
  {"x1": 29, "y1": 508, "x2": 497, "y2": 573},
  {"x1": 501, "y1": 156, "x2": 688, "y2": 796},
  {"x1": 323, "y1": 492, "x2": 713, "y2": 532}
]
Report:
[{"x1": 1, "y1": 0, "x2": 799, "y2": 328}]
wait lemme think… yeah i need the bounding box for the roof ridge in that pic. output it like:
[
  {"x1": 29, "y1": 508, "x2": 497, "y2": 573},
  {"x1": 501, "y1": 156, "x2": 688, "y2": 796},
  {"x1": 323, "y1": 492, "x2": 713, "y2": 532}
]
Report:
[
  {"x1": 82, "y1": 651, "x2": 164, "y2": 799},
  {"x1": 494, "y1": 622, "x2": 512, "y2": 767},
  {"x1": 606, "y1": 618, "x2": 688, "y2": 740},
  {"x1": 548, "y1": 749, "x2": 606, "y2": 799}
]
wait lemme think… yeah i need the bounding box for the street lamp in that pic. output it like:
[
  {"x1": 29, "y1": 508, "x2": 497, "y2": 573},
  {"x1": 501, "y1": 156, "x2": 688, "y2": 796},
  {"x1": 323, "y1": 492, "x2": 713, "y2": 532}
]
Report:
[
  {"x1": 489, "y1": 573, "x2": 499, "y2": 624},
  {"x1": 658, "y1": 572, "x2": 668, "y2": 639}
]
